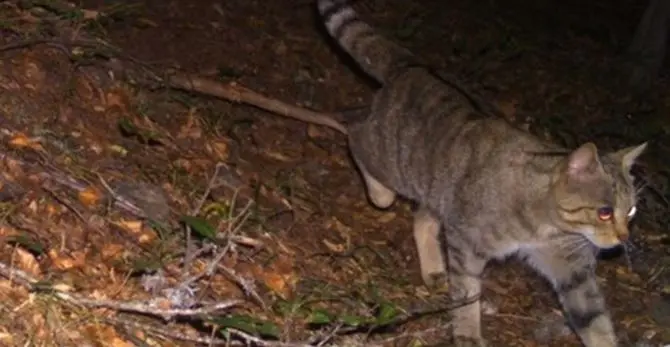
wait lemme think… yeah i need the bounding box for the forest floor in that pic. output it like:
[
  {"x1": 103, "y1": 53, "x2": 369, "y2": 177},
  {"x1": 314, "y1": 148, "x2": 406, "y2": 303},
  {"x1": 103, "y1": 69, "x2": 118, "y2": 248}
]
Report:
[{"x1": 0, "y1": 0, "x2": 668, "y2": 346}]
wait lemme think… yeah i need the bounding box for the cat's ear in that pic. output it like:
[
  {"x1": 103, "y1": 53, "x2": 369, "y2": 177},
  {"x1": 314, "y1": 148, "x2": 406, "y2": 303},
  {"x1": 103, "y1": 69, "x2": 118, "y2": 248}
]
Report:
[
  {"x1": 610, "y1": 142, "x2": 647, "y2": 172},
  {"x1": 566, "y1": 142, "x2": 600, "y2": 178}
]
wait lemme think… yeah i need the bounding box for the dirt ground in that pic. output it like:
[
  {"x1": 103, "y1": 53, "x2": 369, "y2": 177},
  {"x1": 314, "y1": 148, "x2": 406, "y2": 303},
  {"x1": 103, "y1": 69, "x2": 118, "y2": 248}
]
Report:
[{"x1": 0, "y1": 0, "x2": 668, "y2": 346}]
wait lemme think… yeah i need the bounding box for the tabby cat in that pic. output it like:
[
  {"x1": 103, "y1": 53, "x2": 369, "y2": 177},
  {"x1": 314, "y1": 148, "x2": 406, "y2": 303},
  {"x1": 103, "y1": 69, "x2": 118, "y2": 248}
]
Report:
[{"x1": 316, "y1": 0, "x2": 647, "y2": 346}]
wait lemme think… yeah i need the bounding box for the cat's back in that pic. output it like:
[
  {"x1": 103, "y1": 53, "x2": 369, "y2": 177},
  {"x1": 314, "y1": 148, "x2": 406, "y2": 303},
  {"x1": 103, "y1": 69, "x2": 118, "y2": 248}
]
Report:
[{"x1": 347, "y1": 67, "x2": 550, "y2": 204}]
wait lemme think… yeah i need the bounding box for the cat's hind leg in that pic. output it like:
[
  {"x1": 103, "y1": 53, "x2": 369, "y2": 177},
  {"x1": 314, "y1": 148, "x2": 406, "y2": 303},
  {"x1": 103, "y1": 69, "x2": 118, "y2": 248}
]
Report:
[
  {"x1": 357, "y1": 165, "x2": 397, "y2": 209},
  {"x1": 413, "y1": 208, "x2": 447, "y2": 288}
]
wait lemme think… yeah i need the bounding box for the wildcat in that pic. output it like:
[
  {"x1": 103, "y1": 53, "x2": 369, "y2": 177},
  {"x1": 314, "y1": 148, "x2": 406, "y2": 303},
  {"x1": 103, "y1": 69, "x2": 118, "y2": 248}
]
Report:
[{"x1": 310, "y1": 1, "x2": 647, "y2": 346}]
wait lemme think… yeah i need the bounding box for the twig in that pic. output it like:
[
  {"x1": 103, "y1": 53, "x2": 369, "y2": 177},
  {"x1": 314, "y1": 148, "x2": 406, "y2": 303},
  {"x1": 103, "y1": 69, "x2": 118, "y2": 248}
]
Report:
[
  {"x1": 112, "y1": 317, "x2": 233, "y2": 345},
  {"x1": 178, "y1": 200, "x2": 267, "y2": 310},
  {"x1": 96, "y1": 173, "x2": 147, "y2": 218},
  {"x1": 315, "y1": 323, "x2": 344, "y2": 347},
  {"x1": 367, "y1": 322, "x2": 452, "y2": 347},
  {"x1": 183, "y1": 163, "x2": 226, "y2": 278},
  {"x1": 58, "y1": 293, "x2": 241, "y2": 321},
  {"x1": 112, "y1": 317, "x2": 315, "y2": 346},
  {"x1": 226, "y1": 328, "x2": 314, "y2": 347},
  {"x1": 192, "y1": 162, "x2": 226, "y2": 216},
  {"x1": 164, "y1": 74, "x2": 347, "y2": 134},
  {"x1": 219, "y1": 264, "x2": 267, "y2": 311},
  {"x1": 0, "y1": 260, "x2": 242, "y2": 321}
]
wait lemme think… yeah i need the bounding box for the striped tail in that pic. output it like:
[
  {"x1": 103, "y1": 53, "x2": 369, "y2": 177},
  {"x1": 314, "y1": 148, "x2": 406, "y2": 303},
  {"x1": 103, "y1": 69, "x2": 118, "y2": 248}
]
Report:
[{"x1": 317, "y1": 0, "x2": 417, "y2": 84}]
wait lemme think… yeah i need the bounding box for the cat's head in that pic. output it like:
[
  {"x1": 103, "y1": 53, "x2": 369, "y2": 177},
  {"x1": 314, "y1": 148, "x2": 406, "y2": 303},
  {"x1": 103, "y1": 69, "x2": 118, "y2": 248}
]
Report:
[{"x1": 550, "y1": 142, "x2": 647, "y2": 249}]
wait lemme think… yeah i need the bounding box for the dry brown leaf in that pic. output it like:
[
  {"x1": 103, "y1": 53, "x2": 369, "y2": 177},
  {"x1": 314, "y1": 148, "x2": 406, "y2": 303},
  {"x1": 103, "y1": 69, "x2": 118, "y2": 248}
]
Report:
[
  {"x1": 110, "y1": 337, "x2": 134, "y2": 347},
  {"x1": 84, "y1": 325, "x2": 133, "y2": 347},
  {"x1": 48, "y1": 249, "x2": 79, "y2": 270},
  {"x1": 105, "y1": 88, "x2": 130, "y2": 113},
  {"x1": 44, "y1": 202, "x2": 61, "y2": 218},
  {"x1": 3, "y1": 158, "x2": 26, "y2": 178},
  {"x1": 20, "y1": 59, "x2": 46, "y2": 90},
  {"x1": 101, "y1": 243, "x2": 125, "y2": 261},
  {"x1": 137, "y1": 18, "x2": 159, "y2": 28},
  {"x1": 113, "y1": 219, "x2": 143, "y2": 235},
  {"x1": 0, "y1": 224, "x2": 18, "y2": 237},
  {"x1": 206, "y1": 140, "x2": 229, "y2": 161},
  {"x1": 262, "y1": 272, "x2": 296, "y2": 299},
  {"x1": 262, "y1": 149, "x2": 293, "y2": 162},
  {"x1": 173, "y1": 158, "x2": 193, "y2": 171},
  {"x1": 73, "y1": 75, "x2": 95, "y2": 102},
  {"x1": 177, "y1": 107, "x2": 202, "y2": 139},
  {"x1": 30, "y1": 312, "x2": 47, "y2": 340},
  {"x1": 78, "y1": 186, "x2": 102, "y2": 207},
  {"x1": 13, "y1": 247, "x2": 40, "y2": 277},
  {"x1": 307, "y1": 124, "x2": 326, "y2": 138},
  {"x1": 0, "y1": 332, "x2": 13, "y2": 346},
  {"x1": 322, "y1": 239, "x2": 346, "y2": 253},
  {"x1": 70, "y1": 250, "x2": 88, "y2": 268},
  {"x1": 81, "y1": 9, "x2": 101, "y2": 20},
  {"x1": 155, "y1": 298, "x2": 172, "y2": 310},
  {"x1": 138, "y1": 229, "x2": 157, "y2": 244},
  {"x1": 51, "y1": 283, "x2": 74, "y2": 292},
  {"x1": 8, "y1": 133, "x2": 44, "y2": 152},
  {"x1": 26, "y1": 200, "x2": 39, "y2": 214},
  {"x1": 377, "y1": 212, "x2": 397, "y2": 223}
]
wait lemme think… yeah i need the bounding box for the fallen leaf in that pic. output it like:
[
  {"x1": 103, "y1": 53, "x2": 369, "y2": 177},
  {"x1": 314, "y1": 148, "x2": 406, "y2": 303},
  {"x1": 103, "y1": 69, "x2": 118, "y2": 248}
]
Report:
[
  {"x1": 262, "y1": 271, "x2": 297, "y2": 299},
  {"x1": 101, "y1": 243, "x2": 125, "y2": 260},
  {"x1": 322, "y1": 239, "x2": 346, "y2": 253},
  {"x1": 81, "y1": 9, "x2": 101, "y2": 20},
  {"x1": 377, "y1": 212, "x2": 397, "y2": 223},
  {"x1": 51, "y1": 283, "x2": 74, "y2": 292},
  {"x1": 206, "y1": 140, "x2": 230, "y2": 161},
  {"x1": 48, "y1": 249, "x2": 78, "y2": 270},
  {"x1": 113, "y1": 219, "x2": 143, "y2": 235},
  {"x1": 78, "y1": 186, "x2": 102, "y2": 207},
  {"x1": 8, "y1": 133, "x2": 44, "y2": 152},
  {"x1": 177, "y1": 107, "x2": 202, "y2": 139},
  {"x1": 13, "y1": 247, "x2": 40, "y2": 277},
  {"x1": 105, "y1": 89, "x2": 130, "y2": 113},
  {"x1": 262, "y1": 149, "x2": 293, "y2": 162}
]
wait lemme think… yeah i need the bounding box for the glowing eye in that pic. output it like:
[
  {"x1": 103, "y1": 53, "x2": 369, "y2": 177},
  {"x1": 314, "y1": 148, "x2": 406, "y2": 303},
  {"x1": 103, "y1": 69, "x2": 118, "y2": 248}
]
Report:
[
  {"x1": 597, "y1": 206, "x2": 614, "y2": 221},
  {"x1": 627, "y1": 206, "x2": 637, "y2": 218}
]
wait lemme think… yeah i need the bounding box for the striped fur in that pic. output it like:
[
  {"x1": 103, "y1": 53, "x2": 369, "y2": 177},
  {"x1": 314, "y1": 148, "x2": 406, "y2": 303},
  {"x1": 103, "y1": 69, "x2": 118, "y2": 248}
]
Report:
[{"x1": 317, "y1": 1, "x2": 646, "y2": 346}]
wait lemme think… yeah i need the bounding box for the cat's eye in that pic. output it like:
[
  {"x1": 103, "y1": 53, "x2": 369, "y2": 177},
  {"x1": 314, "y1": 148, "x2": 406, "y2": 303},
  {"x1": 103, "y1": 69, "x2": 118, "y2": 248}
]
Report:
[
  {"x1": 597, "y1": 206, "x2": 614, "y2": 221},
  {"x1": 627, "y1": 206, "x2": 637, "y2": 218}
]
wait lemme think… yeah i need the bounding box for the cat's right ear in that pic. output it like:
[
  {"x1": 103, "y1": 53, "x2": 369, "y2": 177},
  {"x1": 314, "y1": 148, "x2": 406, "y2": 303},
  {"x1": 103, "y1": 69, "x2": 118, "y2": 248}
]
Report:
[
  {"x1": 610, "y1": 142, "x2": 647, "y2": 172},
  {"x1": 565, "y1": 142, "x2": 601, "y2": 180}
]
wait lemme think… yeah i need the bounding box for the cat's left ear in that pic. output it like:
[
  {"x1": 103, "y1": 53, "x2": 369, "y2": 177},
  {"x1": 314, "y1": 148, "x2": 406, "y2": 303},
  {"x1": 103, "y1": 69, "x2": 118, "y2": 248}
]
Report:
[{"x1": 610, "y1": 142, "x2": 647, "y2": 172}]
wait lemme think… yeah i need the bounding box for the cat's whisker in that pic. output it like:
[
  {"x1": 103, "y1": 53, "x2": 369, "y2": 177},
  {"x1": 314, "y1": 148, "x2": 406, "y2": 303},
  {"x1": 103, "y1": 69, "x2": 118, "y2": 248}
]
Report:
[
  {"x1": 621, "y1": 241, "x2": 635, "y2": 271},
  {"x1": 562, "y1": 242, "x2": 592, "y2": 259}
]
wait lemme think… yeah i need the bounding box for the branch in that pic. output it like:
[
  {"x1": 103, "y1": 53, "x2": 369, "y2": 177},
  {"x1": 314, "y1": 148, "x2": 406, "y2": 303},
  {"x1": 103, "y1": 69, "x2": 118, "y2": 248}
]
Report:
[
  {"x1": 0, "y1": 261, "x2": 242, "y2": 321},
  {"x1": 164, "y1": 74, "x2": 347, "y2": 134}
]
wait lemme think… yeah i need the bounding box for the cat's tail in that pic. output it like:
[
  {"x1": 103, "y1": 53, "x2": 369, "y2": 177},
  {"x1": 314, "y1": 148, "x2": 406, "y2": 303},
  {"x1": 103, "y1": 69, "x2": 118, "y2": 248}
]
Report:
[{"x1": 317, "y1": 0, "x2": 417, "y2": 84}]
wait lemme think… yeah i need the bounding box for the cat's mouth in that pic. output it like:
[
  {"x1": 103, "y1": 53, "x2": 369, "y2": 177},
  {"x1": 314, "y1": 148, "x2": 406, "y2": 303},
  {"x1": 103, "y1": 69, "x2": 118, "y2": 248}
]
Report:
[{"x1": 578, "y1": 229, "x2": 623, "y2": 250}]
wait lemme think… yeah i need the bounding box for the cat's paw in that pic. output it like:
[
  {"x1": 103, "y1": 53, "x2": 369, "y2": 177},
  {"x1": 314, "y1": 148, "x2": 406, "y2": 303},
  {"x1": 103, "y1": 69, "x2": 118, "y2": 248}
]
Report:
[
  {"x1": 423, "y1": 271, "x2": 449, "y2": 291},
  {"x1": 453, "y1": 336, "x2": 488, "y2": 347}
]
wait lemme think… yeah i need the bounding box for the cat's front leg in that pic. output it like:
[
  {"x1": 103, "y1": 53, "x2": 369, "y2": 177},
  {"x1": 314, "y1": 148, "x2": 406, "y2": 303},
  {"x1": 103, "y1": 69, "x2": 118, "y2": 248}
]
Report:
[
  {"x1": 447, "y1": 239, "x2": 488, "y2": 347},
  {"x1": 556, "y1": 271, "x2": 617, "y2": 347},
  {"x1": 524, "y1": 249, "x2": 617, "y2": 347}
]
